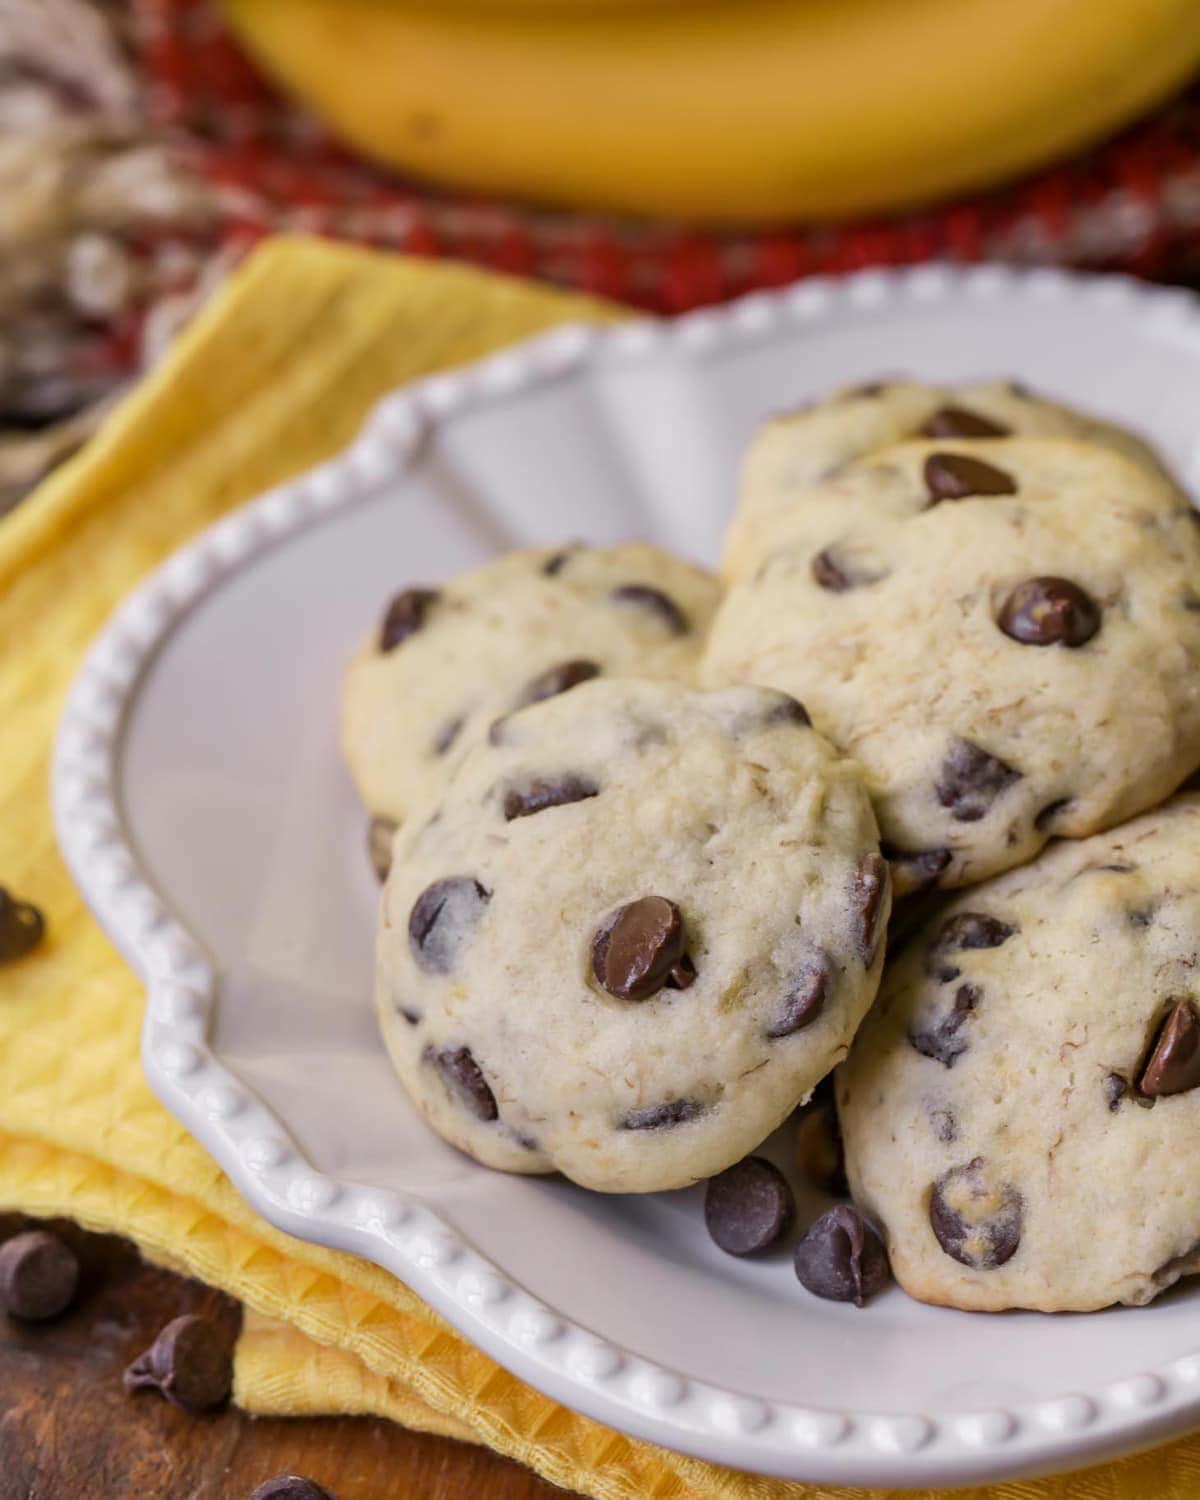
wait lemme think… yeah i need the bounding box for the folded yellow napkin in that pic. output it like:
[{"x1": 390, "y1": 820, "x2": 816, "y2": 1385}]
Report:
[{"x1": 4, "y1": 234, "x2": 1200, "y2": 1500}]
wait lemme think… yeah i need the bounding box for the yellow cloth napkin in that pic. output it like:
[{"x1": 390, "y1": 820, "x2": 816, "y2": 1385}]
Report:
[{"x1": 4, "y1": 234, "x2": 1200, "y2": 1500}]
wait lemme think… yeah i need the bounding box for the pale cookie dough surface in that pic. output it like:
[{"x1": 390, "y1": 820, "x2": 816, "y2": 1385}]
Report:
[
  {"x1": 375, "y1": 678, "x2": 889, "y2": 1194},
  {"x1": 704, "y1": 437, "x2": 1200, "y2": 893},
  {"x1": 342, "y1": 542, "x2": 721, "y2": 828},
  {"x1": 838, "y1": 795, "x2": 1200, "y2": 1312},
  {"x1": 723, "y1": 378, "x2": 1166, "y2": 580}
]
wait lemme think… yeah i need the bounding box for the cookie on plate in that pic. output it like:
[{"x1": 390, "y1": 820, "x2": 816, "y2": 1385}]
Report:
[
  {"x1": 704, "y1": 437, "x2": 1200, "y2": 893},
  {"x1": 375, "y1": 678, "x2": 888, "y2": 1193},
  {"x1": 838, "y1": 795, "x2": 1200, "y2": 1311},
  {"x1": 341, "y1": 542, "x2": 721, "y2": 844},
  {"x1": 723, "y1": 378, "x2": 1166, "y2": 580}
]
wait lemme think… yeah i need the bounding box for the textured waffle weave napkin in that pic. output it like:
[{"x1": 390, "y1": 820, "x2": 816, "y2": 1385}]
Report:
[{"x1": 4, "y1": 233, "x2": 1200, "y2": 1500}]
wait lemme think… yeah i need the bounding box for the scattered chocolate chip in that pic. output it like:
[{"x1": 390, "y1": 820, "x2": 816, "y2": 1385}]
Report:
[
  {"x1": 408, "y1": 877, "x2": 491, "y2": 974},
  {"x1": 123, "y1": 1313, "x2": 233, "y2": 1412},
  {"x1": 621, "y1": 1097, "x2": 705, "y2": 1130},
  {"x1": 795, "y1": 1091, "x2": 847, "y2": 1194},
  {"x1": 515, "y1": 658, "x2": 601, "y2": 709},
  {"x1": 882, "y1": 844, "x2": 951, "y2": 898},
  {"x1": 794, "y1": 1204, "x2": 890, "y2": 1305},
  {"x1": 923, "y1": 452, "x2": 1017, "y2": 504},
  {"x1": 433, "y1": 715, "x2": 464, "y2": 756},
  {"x1": 852, "y1": 853, "x2": 888, "y2": 964},
  {"x1": 919, "y1": 406, "x2": 1010, "y2": 439},
  {"x1": 1104, "y1": 1072, "x2": 1128, "y2": 1111},
  {"x1": 1138, "y1": 999, "x2": 1200, "y2": 1098},
  {"x1": 503, "y1": 774, "x2": 599, "y2": 821},
  {"x1": 379, "y1": 587, "x2": 439, "y2": 652},
  {"x1": 929, "y1": 1106, "x2": 958, "y2": 1143},
  {"x1": 909, "y1": 983, "x2": 980, "y2": 1067},
  {"x1": 0, "y1": 1230, "x2": 79, "y2": 1321},
  {"x1": 926, "y1": 911, "x2": 1016, "y2": 982},
  {"x1": 0, "y1": 888, "x2": 45, "y2": 962},
  {"x1": 929, "y1": 1158, "x2": 1022, "y2": 1268},
  {"x1": 610, "y1": 583, "x2": 689, "y2": 635},
  {"x1": 998, "y1": 577, "x2": 1100, "y2": 647},
  {"x1": 766, "y1": 955, "x2": 830, "y2": 1038},
  {"x1": 425, "y1": 1045, "x2": 498, "y2": 1121},
  {"x1": 250, "y1": 1478, "x2": 331, "y2": 1500},
  {"x1": 936, "y1": 739, "x2": 1021, "y2": 823},
  {"x1": 367, "y1": 817, "x2": 397, "y2": 884},
  {"x1": 1034, "y1": 797, "x2": 1073, "y2": 832},
  {"x1": 592, "y1": 896, "x2": 692, "y2": 1001},
  {"x1": 704, "y1": 1156, "x2": 795, "y2": 1256}
]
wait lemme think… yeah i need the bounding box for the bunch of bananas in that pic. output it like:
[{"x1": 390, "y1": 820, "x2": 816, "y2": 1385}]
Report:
[{"x1": 221, "y1": 0, "x2": 1200, "y2": 224}]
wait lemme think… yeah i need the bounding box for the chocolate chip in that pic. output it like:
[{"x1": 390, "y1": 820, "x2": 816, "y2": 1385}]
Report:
[
  {"x1": 795, "y1": 1091, "x2": 847, "y2": 1194},
  {"x1": 426, "y1": 1045, "x2": 498, "y2": 1121},
  {"x1": 810, "y1": 547, "x2": 884, "y2": 592},
  {"x1": 909, "y1": 983, "x2": 980, "y2": 1067},
  {"x1": 883, "y1": 844, "x2": 951, "y2": 897},
  {"x1": 926, "y1": 911, "x2": 1016, "y2": 981},
  {"x1": 766, "y1": 955, "x2": 830, "y2": 1038},
  {"x1": 919, "y1": 406, "x2": 1010, "y2": 439},
  {"x1": 0, "y1": 888, "x2": 45, "y2": 963},
  {"x1": 541, "y1": 547, "x2": 580, "y2": 576},
  {"x1": 408, "y1": 877, "x2": 491, "y2": 973},
  {"x1": 503, "y1": 774, "x2": 599, "y2": 821},
  {"x1": 998, "y1": 577, "x2": 1100, "y2": 647},
  {"x1": 794, "y1": 1204, "x2": 890, "y2": 1305},
  {"x1": 398, "y1": 1006, "x2": 421, "y2": 1026},
  {"x1": 852, "y1": 853, "x2": 888, "y2": 964},
  {"x1": 379, "y1": 587, "x2": 439, "y2": 652},
  {"x1": 123, "y1": 1313, "x2": 233, "y2": 1411},
  {"x1": 1104, "y1": 1072, "x2": 1129, "y2": 1111},
  {"x1": 923, "y1": 452, "x2": 1016, "y2": 504},
  {"x1": 610, "y1": 583, "x2": 689, "y2": 635},
  {"x1": 1034, "y1": 797, "x2": 1073, "y2": 832},
  {"x1": 1138, "y1": 999, "x2": 1200, "y2": 1098},
  {"x1": 0, "y1": 1230, "x2": 79, "y2": 1320},
  {"x1": 433, "y1": 715, "x2": 464, "y2": 755},
  {"x1": 929, "y1": 1106, "x2": 958, "y2": 1143},
  {"x1": 843, "y1": 381, "x2": 888, "y2": 399},
  {"x1": 759, "y1": 692, "x2": 811, "y2": 728},
  {"x1": 515, "y1": 658, "x2": 601, "y2": 709},
  {"x1": 367, "y1": 817, "x2": 397, "y2": 883},
  {"x1": 592, "y1": 896, "x2": 692, "y2": 1001},
  {"x1": 250, "y1": 1478, "x2": 331, "y2": 1500},
  {"x1": 621, "y1": 1097, "x2": 704, "y2": 1130},
  {"x1": 929, "y1": 1158, "x2": 1022, "y2": 1268},
  {"x1": 704, "y1": 1156, "x2": 795, "y2": 1256},
  {"x1": 936, "y1": 739, "x2": 1021, "y2": 823}
]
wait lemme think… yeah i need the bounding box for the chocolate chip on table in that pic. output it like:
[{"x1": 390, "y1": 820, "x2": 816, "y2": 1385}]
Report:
[
  {"x1": 515, "y1": 658, "x2": 601, "y2": 709},
  {"x1": 367, "y1": 817, "x2": 397, "y2": 884},
  {"x1": 923, "y1": 452, "x2": 1017, "y2": 504},
  {"x1": 929, "y1": 1158, "x2": 1022, "y2": 1268},
  {"x1": 0, "y1": 887, "x2": 45, "y2": 963},
  {"x1": 852, "y1": 853, "x2": 888, "y2": 964},
  {"x1": 124, "y1": 1313, "x2": 234, "y2": 1412},
  {"x1": 1104, "y1": 1072, "x2": 1129, "y2": 1111},
  {"x1": 794, "y1": 1204, "x2": 890, "y2": 1305},
  {"x1": 909, "y1": 983, "x2": 980, "y2": 1067},
  {"x1": 433, "y1": 714, "x2": 464, "y2": 756},
  {"x1": 936, "y1": 739, "x2": 1021, "y2": 823},
  {"x1": 408, "y1": 877, "x2": 491, "y2": 973},
  {"x1": 610, "y1": 583, "x2": 690, "y2": 635},
  {"x1": 1034, "y1": 797, "x2": 1073, "y2": 832},
  {"x1": 704, "y1": 1156, "x2": 795, "y2": 1256},
  {"x1": 1138, "y1": 999, "x2": 1200, "y2": 1098},
  {"x1": 503, "y1": 774, "x2": 600, "y2": 821},
  {"x1": 250, "y1": 1478, "x2": 331, "y2": 1500},
  {"x1": 919, "y1": 406, "x2": 1011, "y2": 439},
  {"x1": 620, "y1": 1097, "x2": 705, "y2": 1130},
  {"x1": 926, "y1": 911, "x2": 1016, "y2": 982},
  {"x1": 882, "y1": 844, "x2": 951, "y2": 898},
  {"x1": 592, "y1": 896, "x2": 694, "y2": 1000},
  {"x1": 998, "y1": 576, "x2": 1100, "y2": 647},
  {"x1": 0, "y1": 1229, "x2": 79, "y2": 1321},
  {"x1": 766, "y1": 955, "x2": 830, "y2": 1038},
  {"x1": 795, "y1": 1088, "x2": 847, "y2": 1194},
  {"x1": 378, "y1": 587, "x2": 439, "y2": 652},
  {"x1": 425, "y1": 1045, "x2": 498, "y2": 1121}
]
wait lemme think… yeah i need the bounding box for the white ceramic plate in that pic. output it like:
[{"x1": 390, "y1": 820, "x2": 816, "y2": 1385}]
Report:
[{"x1": 54, "y1": 265, "x2": 1200, "y2": 1488}]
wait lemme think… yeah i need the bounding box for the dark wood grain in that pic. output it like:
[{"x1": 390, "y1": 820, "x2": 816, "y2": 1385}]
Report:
[{"x1": 0, "y1": 1215, "x2": 572, "y2": 1500}]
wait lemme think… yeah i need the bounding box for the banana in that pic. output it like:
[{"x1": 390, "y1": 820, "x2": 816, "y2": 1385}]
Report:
[{"x1": 221, "y1": 0, "x2": 1200, "y2": 225}]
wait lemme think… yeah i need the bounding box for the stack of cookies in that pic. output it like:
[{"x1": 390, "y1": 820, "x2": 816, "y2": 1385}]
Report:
[{"x1": 342, "y1": 378, "x2": 1200, "y2": 1314}]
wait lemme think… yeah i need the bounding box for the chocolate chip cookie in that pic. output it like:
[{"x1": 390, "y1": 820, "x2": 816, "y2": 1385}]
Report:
[
  {"x1": 838, "y1": 794, "x2": 1200, "y2": 1311},
  {"x1": 705, "y1": 438, "x2": 1200, "y2": 892},
  {"x1": 375, "y1": 678, "x2": 888, "y2": 1193}
]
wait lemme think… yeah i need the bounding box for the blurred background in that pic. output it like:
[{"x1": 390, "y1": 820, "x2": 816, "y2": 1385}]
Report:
[{"x1": 5, "y1": 0, "x2": 1200, "y2": 515}]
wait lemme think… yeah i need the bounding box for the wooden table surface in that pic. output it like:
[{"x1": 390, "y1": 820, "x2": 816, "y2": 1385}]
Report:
[{"x1": 0, "y1": 1213, "x2": 573, "y2": 1500}]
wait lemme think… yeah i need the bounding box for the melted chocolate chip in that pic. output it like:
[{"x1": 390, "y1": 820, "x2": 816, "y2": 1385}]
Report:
[
  {"x1": 924, "y1": 452, "x2": 1017, "y2": 504},
  {"x1": 704, "y1": 1156, "x2": 795, "y2": 1256},
  {"x1": 426, "y1": 1045, "x2": 498, "y2": 1120},
  {"x1": 766, "y1": 955, "x2": 830, "y2": 1038},
  {"x1": 250, "y1": 1479, "x2": 331, "y2": 1500},
  {"x1": 998, "y1": 577, "x2": 1100, "y2": 647},
  {"x1": 1138, "y1": 999, "x2": 1200, "y2": 1098},
  {"x1": 853, "y1": 853, "x2": 888, "y2": 964},
  {"x1": 1104, "y1": 1072, "x2": 1129, "y2": 1111},
  {"x1": 1034, "y1": 797, "x2": 1073, "y2": 832},
  {"x1": 919, "y1": 406, "x2": 1010, "y2": 439},
  {"x1": 909, "y1": 983, "x2": 980, "y2": 1067},
  {"x1": 515, "y1": 658, "x2": 601, "y2": 709},
  {"x1": 794, "y1": 1204, "x2": 890, "y2": 1305},
  {"x1": 592, "y1": 896, "x2": 692, "y2": 1001},
  {"x1": 0, "y1": 1230, "x2": 79, "y2": 1321},
  {"x1": 367, "y1": 817, "x2": 398, "y2": 884},
  {"x1": 929, "y1": 1158, "x2": 1022, "y2": 1269},
  {"x1": 936, "y1": 739, "x2": 1021, "y2": 823},
  {"x1": 379, "y1": 587, "x2": 439, "y2": 652},
  {"x1": 621, "y1": 1097, "x2": 705, "y2": 1130},
  {"x1": 433, "y1": 714, "x2": 464, "y2": 755},
  {"x1": 124, "y1": 1314, "x2": 234, "y2": 1411},
  {"x1": 795, "y1": 1093, "x2": 847, "y2": 1194},
  {"x1": 503, "y1": 774, "x2": 599, "y2": 821},
  {"x1": 610, "y1": 583, "x2": 689, "y2": 635},
  {"x1": 883, "y1": 844, "x2": 952, "y2": 898},
  {"x1": 408, "y1": 877, "x2": 491, "y2": 973},
  {"x1": 926, "y1": 911, "x2": 1016, "y2": 982},
  {"x1": 0, "y1": 888, "x2": 44, "y2": 963}
]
